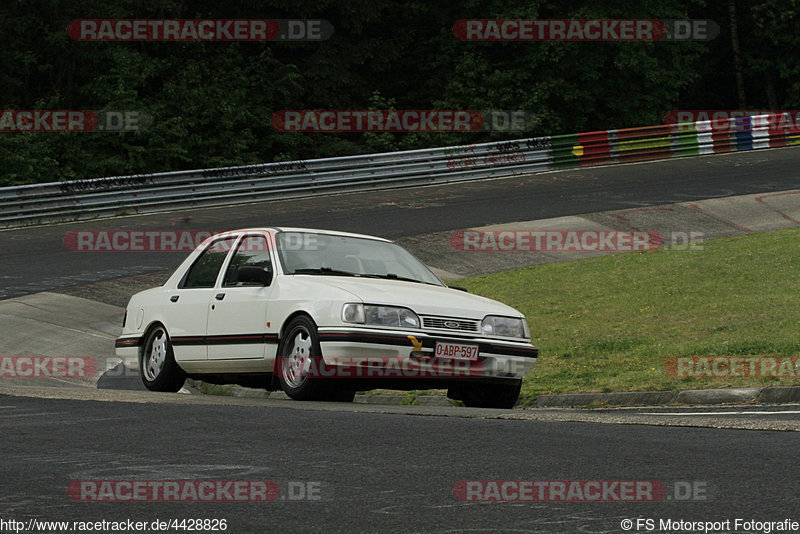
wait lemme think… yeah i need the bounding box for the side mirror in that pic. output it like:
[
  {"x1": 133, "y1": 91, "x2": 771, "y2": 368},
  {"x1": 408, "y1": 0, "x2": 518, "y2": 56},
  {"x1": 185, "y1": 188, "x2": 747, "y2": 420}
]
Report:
[
  {"x1": 448, "y1": 285, "x2": 469, "y2": 293},
  {"x1": 237, "y1": 265, "x2": 272, "y2": 286}
]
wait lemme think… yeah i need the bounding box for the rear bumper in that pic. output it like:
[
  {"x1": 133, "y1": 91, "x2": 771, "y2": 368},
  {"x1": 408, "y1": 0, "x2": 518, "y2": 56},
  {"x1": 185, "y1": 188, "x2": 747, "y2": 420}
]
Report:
[{"x1": 115, "y1": 336, "x2": 142, "y2": 360}]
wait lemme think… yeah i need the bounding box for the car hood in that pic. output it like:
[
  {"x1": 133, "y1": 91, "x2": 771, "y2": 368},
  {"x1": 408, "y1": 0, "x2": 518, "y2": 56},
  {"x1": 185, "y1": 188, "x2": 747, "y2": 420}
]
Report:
[{"x1": 323, "y1": 277, "x2": 523, "y2": 319}]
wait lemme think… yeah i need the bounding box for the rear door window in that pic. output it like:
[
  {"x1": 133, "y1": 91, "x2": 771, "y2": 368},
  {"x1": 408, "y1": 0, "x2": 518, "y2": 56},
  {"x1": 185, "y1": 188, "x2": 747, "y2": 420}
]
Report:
[{"x1": 180, "y1": 235, "x2": 237, "y2": 288}]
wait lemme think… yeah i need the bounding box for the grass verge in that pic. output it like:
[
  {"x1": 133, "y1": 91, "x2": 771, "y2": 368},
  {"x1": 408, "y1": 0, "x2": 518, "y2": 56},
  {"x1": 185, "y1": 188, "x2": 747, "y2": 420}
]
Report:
[{"x1": 457, "y1": 227, "x2": 800, "y2": 404}]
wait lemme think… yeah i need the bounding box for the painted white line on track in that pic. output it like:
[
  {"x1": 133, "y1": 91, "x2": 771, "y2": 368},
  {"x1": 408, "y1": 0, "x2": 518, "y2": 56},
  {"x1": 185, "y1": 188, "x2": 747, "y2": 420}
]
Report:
[
  {"x1": 642, "y1": 410, "x2": 800, "y2": 416},
  {"x1": 0, "y1": 412, "x2": 59, "y2": 418}
]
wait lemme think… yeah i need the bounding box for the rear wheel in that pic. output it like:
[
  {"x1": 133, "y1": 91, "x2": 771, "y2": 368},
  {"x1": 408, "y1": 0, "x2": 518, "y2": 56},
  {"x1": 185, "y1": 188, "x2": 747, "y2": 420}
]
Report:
[
  {"x1": 449, "y1": 380, "x2": 521, "y2": 409},
  {"x1": 140, "y1": 324, "x2": 186, "y2": 392}
]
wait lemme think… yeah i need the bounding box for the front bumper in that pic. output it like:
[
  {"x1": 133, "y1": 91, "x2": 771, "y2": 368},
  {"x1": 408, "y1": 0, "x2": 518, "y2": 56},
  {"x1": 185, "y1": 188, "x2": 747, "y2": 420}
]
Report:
[{"x1": 317, "y1": 327, "x2": 537, "y2": 382}]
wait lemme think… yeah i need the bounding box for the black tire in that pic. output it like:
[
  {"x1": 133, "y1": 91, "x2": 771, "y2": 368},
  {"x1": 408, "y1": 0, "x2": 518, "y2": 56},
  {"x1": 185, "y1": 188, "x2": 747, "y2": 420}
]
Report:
[
  {"x1": 450, "y1": 380, "x2": 522, "y2": 409},
  {"x1": 326, "y1": 388, "x2": 356, "y2": 403},
  {"x1": 140, "y1": 324, "x2": 186, "y2": 392},
  {"x1": 277, "y1": 316, "x2": 334, "y2": 401}
]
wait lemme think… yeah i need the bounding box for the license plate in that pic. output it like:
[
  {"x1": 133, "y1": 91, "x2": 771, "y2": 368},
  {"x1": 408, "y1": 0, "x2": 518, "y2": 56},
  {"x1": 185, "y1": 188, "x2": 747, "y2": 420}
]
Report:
[{"x1": 434, "y1": 341, "x2": 479, "y2": 361}]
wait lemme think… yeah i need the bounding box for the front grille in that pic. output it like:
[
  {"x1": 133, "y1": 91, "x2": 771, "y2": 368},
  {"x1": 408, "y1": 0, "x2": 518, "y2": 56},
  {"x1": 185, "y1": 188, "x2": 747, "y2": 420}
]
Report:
[{"x1": 422, "y1": 316, "x2": 479, "y2": 332}]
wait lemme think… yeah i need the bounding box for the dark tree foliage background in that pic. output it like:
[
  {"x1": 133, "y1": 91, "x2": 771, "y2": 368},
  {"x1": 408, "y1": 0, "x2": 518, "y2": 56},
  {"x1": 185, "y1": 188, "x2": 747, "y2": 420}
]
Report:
[{"x1": 1, "y1": 0, "x2": 797, "y2": 185}]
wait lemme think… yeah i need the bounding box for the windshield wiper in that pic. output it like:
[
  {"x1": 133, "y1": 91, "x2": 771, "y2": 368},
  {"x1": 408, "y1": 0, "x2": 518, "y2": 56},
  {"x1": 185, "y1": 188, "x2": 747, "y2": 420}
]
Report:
[
  {"x1": 293, "y1": 268, "x2": 440, "y2": 285},
  {"x1": 292, "y1": 267, "x2": 358, "y2": 276},
  {"x1": 360, "y1": 273, "x2": 439, "y2": 285}
]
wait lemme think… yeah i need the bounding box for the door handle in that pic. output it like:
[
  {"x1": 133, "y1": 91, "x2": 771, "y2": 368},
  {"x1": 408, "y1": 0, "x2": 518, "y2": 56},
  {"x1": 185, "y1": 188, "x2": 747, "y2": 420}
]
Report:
[
  {"x1": 215, "y1": 293, "x2": 225, "y2": 300},
  {"x1": 170, "y1": 295, "x2": 179, "y2": 302}
]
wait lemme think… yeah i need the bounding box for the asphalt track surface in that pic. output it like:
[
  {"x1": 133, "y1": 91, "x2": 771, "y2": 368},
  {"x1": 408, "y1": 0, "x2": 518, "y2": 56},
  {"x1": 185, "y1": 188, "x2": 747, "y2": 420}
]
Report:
[
  {"x1": 1, "y1": 395, "x2": 798, "y2": 533},
  {"x1": 1, "y1": 147, "x2": 799, "y2": 299}
]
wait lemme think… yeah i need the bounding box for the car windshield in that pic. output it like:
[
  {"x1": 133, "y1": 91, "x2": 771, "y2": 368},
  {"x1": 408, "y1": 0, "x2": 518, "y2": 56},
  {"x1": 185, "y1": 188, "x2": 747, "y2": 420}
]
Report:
[{"x1": 276, "y1": 232, "x2": 444, "y2": 286}]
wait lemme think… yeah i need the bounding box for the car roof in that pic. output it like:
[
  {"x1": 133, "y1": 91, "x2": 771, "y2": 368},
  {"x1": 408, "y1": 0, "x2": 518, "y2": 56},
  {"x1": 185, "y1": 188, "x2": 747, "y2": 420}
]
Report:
[{"x1": 228, "y1": 227, "x2": 393, "y2": 243}]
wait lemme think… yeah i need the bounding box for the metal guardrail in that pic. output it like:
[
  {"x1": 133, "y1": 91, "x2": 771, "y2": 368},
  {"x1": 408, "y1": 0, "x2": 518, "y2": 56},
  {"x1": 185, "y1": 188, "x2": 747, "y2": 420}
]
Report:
[{"x1": 1, "y1": 113, "x2": 798, "y2": 228}]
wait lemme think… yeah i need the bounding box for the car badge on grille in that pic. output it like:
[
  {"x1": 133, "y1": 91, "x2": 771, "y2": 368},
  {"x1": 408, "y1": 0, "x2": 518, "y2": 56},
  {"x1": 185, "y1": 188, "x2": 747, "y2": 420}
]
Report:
[{"x1": 444, "y1": 321, "x2": 460, "y2": 329}]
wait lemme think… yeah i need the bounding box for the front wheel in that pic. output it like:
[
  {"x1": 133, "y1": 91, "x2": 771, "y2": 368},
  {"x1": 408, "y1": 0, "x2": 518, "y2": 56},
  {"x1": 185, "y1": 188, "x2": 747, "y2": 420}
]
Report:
[
  {"x1": 449, "y1": 380, "x2": 522, "y2": 409},
  {"x1": 277, "y1": 316, "x2": 332, "y2": 401},
  {"x1": 140, "y1": 324, "x2": 186, "y2": 392}
]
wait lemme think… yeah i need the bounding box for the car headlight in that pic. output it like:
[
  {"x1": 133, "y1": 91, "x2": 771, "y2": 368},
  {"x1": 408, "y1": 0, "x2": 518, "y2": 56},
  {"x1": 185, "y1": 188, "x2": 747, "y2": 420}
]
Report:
[
  {"x1": 481, "y1": 315, "x2": 527, "y2": 339},
  {"x1": 342, "y1": 303, "x2": 420, "y2": 329}
]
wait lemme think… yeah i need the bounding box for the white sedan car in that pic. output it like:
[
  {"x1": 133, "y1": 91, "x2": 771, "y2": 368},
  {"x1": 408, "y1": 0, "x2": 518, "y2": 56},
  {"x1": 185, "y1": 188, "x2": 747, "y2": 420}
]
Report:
[{"x1": 115, "y1": 228, "x2": 537, "y2": 408}]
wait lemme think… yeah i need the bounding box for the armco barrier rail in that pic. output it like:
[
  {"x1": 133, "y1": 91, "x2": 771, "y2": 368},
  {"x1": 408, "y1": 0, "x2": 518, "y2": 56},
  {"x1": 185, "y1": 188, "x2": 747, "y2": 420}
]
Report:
[{"x1": 1, "y1": 113, "x2": 798, "y2": 228}]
